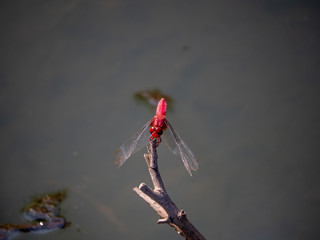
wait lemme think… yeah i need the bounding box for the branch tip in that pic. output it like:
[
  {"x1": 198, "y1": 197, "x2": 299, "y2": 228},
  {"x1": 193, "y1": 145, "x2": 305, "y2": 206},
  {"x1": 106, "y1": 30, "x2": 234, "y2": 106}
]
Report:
[
  {"x1": 157, "y1": 217, "x2": 172, "y2": 224},
  {"x1": 138, "y1": 183, "x2": 147, "y2": 189}
]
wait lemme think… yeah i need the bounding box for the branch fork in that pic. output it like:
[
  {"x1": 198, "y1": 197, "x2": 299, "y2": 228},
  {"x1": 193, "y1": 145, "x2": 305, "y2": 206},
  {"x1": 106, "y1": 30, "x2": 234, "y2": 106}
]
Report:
[{"x1": 133, "y1": 140, "x2": 206, "y2": 240}]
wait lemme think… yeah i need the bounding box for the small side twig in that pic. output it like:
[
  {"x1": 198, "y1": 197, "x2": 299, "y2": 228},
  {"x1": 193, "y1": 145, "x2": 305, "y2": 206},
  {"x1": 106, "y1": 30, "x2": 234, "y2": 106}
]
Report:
[{"x1": 133, "y1": 140, "x2": 206, "y2": 240}]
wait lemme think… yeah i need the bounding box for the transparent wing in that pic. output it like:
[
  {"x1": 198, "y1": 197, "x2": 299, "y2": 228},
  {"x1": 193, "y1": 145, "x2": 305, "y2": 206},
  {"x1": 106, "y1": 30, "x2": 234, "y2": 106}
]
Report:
[
  {"x1": 114, "y1": 119, "x2": 152, "y2": 168},
  {"x1": 162, "y1": 125, "x2": 179, "y2": 155},
  {"x1": 163, "y1": 119, "x2": 198, "y2": 176}
]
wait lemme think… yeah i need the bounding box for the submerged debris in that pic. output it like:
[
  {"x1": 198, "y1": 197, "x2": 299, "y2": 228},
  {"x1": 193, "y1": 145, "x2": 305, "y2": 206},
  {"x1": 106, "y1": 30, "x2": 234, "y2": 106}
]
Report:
[
  {"x1": 134, "y1": 88, "x2": 173, "y2": 110},
  {"x1": 0, "y1": 190, "x2": 70, "y2": 240}
]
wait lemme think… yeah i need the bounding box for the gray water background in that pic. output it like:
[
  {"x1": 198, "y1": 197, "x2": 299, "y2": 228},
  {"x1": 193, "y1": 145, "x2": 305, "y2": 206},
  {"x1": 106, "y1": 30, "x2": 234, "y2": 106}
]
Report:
[{"x1": 0, "y1": 1, "x2": 319, "y2": 239}]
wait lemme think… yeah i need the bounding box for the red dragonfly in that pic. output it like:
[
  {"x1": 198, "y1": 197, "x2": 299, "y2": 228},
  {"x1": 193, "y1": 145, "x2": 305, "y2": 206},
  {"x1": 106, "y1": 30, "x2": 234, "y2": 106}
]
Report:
[{"x1": 114, "y1": 98, "x2": 198, "y2": 176}]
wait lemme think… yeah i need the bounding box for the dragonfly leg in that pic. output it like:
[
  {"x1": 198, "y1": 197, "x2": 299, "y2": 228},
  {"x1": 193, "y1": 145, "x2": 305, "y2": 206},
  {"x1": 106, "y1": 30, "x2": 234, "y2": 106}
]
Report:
[
  {"x1": 149, "y1": 136, "x2": 161, "y2": 147},
  {"x1": 156, "y1": 137, "x2": 161, "y2": 147}
]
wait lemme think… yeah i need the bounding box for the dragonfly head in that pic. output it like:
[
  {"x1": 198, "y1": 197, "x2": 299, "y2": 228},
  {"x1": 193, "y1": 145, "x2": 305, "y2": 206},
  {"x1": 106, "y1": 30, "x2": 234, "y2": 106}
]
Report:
[{"x1": 149, "y1": 126, "x2": 163, "y2": 138}]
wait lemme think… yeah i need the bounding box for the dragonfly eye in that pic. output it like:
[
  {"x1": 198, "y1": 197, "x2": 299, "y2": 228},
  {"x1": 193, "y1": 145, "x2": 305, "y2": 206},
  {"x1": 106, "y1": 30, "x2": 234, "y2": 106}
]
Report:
[
  {"x1": 151, "y1": 132, "x2": 159, "y2": 138},
  {"x1": 149, "y1": 126, "x2": 155, "y2": 134},
  {"x1": 155, "y1": 127, "x2": 163, "y2": 135}
]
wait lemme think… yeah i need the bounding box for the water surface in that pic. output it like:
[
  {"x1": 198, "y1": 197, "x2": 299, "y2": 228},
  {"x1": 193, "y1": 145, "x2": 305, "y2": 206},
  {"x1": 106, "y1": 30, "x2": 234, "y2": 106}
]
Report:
[{"x1": 0, "y1": 1, "x2": 319, "y2": 239}]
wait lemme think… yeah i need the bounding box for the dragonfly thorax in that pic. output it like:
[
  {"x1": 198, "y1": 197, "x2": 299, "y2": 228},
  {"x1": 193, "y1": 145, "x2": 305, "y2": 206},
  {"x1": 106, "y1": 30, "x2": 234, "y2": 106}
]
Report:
[{"x1": 149, "y1": 115, "x2": 166, "y2": 139}]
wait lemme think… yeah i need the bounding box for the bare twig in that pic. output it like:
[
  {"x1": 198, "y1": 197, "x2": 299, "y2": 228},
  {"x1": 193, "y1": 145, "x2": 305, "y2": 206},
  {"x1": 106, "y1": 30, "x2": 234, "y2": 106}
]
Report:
[{"x1": 133, "y1": 140, "x2": 206, "y2": 240}]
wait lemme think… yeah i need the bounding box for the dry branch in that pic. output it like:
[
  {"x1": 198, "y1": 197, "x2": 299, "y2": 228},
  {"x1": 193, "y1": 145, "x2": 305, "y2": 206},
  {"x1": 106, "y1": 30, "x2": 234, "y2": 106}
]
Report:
[{"x1": 133, "y1": 140, "x2": 206, "y2": 240}]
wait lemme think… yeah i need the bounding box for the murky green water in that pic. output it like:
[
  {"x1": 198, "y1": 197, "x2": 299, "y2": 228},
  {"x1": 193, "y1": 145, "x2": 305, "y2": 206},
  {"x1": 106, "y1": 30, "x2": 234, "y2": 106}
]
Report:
[{"x1": 1, "y1": 1, "x2": 319, "y2": 239}]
